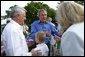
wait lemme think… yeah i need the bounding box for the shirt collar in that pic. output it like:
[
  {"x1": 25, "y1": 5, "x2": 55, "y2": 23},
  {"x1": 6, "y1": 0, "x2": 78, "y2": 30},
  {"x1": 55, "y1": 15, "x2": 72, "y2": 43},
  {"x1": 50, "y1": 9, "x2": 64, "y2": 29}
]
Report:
[
  {"x1": 38, "y1": 20, "x2": 48, "y2": 24},
  {"x1": 10, "y1": 20, "x2": 22, "y2": 29},
  {"x1": 36, "y1": 43, "x2": 44, "y2": 47}
]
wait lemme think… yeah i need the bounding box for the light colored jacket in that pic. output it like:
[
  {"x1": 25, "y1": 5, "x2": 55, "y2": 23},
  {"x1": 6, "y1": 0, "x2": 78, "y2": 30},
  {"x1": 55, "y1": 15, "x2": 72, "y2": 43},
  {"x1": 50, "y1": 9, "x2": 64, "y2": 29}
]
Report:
[
  {"x1": 1, "y1": 20, "x2": 31, "y2": 56},
  {"x1": 61, "y1": 22, "x2": 84, "y2": 56}
]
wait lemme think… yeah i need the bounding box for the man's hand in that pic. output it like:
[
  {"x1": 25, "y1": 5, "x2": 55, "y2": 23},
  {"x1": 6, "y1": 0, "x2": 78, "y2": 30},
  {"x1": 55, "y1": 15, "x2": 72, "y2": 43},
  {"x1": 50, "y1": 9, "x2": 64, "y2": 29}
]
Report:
[
  {"x1": 54, "y1": 35, "x2": 61, "y2": 43},
  {"x1": 45, "y1": 31, "x2": 51, "y2": 37},
  {"x1": 31, "y1": 49, "x2": 42, "y2": 56}
]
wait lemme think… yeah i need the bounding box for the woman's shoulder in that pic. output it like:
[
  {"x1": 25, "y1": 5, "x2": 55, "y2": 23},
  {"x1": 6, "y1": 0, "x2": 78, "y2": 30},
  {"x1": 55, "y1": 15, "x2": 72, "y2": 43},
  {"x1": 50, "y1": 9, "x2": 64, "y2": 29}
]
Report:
[
  {"x1": 67, "y1": 22, "x2": 84, "y2": 33},
  {"x1": 63, "y1": 22, "x2": 84, "y2": 39}
]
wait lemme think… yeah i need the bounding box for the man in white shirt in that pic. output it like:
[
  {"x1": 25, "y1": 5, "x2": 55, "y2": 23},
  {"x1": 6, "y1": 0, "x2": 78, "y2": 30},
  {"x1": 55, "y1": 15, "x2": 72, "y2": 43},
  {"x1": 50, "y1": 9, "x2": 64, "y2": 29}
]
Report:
[{"x1": 1, "y1": 5, "x2": 39, "y2": 56}]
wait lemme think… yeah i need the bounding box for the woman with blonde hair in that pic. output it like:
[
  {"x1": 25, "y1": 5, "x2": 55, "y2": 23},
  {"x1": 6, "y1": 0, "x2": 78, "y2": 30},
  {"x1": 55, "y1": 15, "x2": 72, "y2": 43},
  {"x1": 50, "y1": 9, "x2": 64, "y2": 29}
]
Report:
[{"x1": 57, "y1": 1, "x2": 84, "y2": 56}]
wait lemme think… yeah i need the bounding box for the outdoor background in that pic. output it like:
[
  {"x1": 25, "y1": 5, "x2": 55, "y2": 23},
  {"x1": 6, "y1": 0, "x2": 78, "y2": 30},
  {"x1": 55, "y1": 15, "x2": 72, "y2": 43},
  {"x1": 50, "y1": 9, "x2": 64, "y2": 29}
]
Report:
[{"x1": 1, "y1": 1, "x2": 84, "y2": 33}]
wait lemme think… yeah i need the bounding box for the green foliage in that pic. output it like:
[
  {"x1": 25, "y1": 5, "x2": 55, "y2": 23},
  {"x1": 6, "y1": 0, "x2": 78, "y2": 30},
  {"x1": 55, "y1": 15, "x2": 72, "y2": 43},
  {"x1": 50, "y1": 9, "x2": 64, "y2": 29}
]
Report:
[
  {"x1": 5, "y1": 10, "x2": 11, "y2": 18},
  {"x1": 24, "y1": 1, "x2": 56, "y2": 27},
  {"x1": 5, "y1": 5, "x2": 18, "y2": 18},
  {"x1": 74, "y1": 1, "x2": 84, "y2": 5}
]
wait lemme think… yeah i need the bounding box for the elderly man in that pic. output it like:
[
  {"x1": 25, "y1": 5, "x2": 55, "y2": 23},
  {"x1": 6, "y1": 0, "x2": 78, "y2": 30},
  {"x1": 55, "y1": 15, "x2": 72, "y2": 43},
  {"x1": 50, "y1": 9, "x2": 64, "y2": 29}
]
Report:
[{"x1": 1, "y1": 6, "x2": 40, "y2": 56}]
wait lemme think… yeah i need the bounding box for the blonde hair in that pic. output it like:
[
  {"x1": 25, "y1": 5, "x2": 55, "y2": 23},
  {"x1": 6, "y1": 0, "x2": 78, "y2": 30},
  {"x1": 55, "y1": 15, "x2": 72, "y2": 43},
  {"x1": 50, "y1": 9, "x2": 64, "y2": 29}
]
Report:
[
  {"x1": 57, "y1": 1, "x2": 84, "y2": 33},
  {"x1": 36, "y1": 31, "x2": 46, "y2": 42}
]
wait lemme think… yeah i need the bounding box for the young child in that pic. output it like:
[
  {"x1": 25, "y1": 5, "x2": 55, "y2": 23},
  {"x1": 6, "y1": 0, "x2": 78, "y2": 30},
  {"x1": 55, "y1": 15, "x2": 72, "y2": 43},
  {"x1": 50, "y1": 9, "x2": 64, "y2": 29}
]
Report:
[{"x1": 31, "y1": 31, "x2": 49, "y2": 56}]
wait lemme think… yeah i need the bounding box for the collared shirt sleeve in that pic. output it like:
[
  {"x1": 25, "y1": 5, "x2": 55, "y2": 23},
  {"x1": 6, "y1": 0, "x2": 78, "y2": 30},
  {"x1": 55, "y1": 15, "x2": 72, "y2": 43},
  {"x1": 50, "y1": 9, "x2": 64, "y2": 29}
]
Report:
[
  {"x1": 50, "y1": 24, "x2": 59, "y2": 36},
  {"x1": 61, "y1": 31, "x2": 84, "y2": 56},
  {"x1": 30, "y1": 22, "x2": 37, "y2": 39}
]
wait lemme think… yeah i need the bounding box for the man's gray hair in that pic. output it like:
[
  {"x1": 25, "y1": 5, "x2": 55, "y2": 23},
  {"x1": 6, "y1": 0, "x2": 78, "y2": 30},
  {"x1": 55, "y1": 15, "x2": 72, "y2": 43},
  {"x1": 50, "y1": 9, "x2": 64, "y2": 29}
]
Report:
[{"x1": 11, "y1": 5, "x2": 27, "y2": 18}]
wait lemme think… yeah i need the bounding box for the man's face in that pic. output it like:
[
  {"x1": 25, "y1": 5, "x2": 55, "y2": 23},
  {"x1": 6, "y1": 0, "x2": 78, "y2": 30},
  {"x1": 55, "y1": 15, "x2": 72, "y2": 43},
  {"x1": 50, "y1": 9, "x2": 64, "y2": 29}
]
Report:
[
  {"x1": 39, "y1": 10, "x2": 47, "y2": 22},
  {"x1": 17, "y1": 12, "x2": 26, "y2": 25}
]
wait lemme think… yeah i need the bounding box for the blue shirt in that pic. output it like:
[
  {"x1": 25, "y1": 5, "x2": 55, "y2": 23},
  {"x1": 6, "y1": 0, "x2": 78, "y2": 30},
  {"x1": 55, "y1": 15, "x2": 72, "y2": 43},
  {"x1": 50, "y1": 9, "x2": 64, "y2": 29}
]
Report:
[{"x1": 30, "y1": 20, "x2": 59, "y2": 44}]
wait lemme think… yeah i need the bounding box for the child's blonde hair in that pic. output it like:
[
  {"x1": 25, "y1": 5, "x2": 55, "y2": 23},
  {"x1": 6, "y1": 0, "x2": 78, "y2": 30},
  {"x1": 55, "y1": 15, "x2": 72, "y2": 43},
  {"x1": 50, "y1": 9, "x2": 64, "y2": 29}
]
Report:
[{"x1": 36, "y1": 31, "x2": 46, "y2": 42}]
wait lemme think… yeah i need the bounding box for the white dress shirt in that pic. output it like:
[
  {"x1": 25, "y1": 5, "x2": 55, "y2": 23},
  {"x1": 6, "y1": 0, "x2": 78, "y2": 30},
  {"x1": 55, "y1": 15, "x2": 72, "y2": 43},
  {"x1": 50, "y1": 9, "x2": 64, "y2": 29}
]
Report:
[
  {"x1": 1, "y1": 20, "x2": 31, "y2": 56},
  {"x1": 61, "y1": 22, "x2": 84, "y2": 56},
  {"x1": 33, "y1": 43, "x2": 49, "y2": 56}
]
